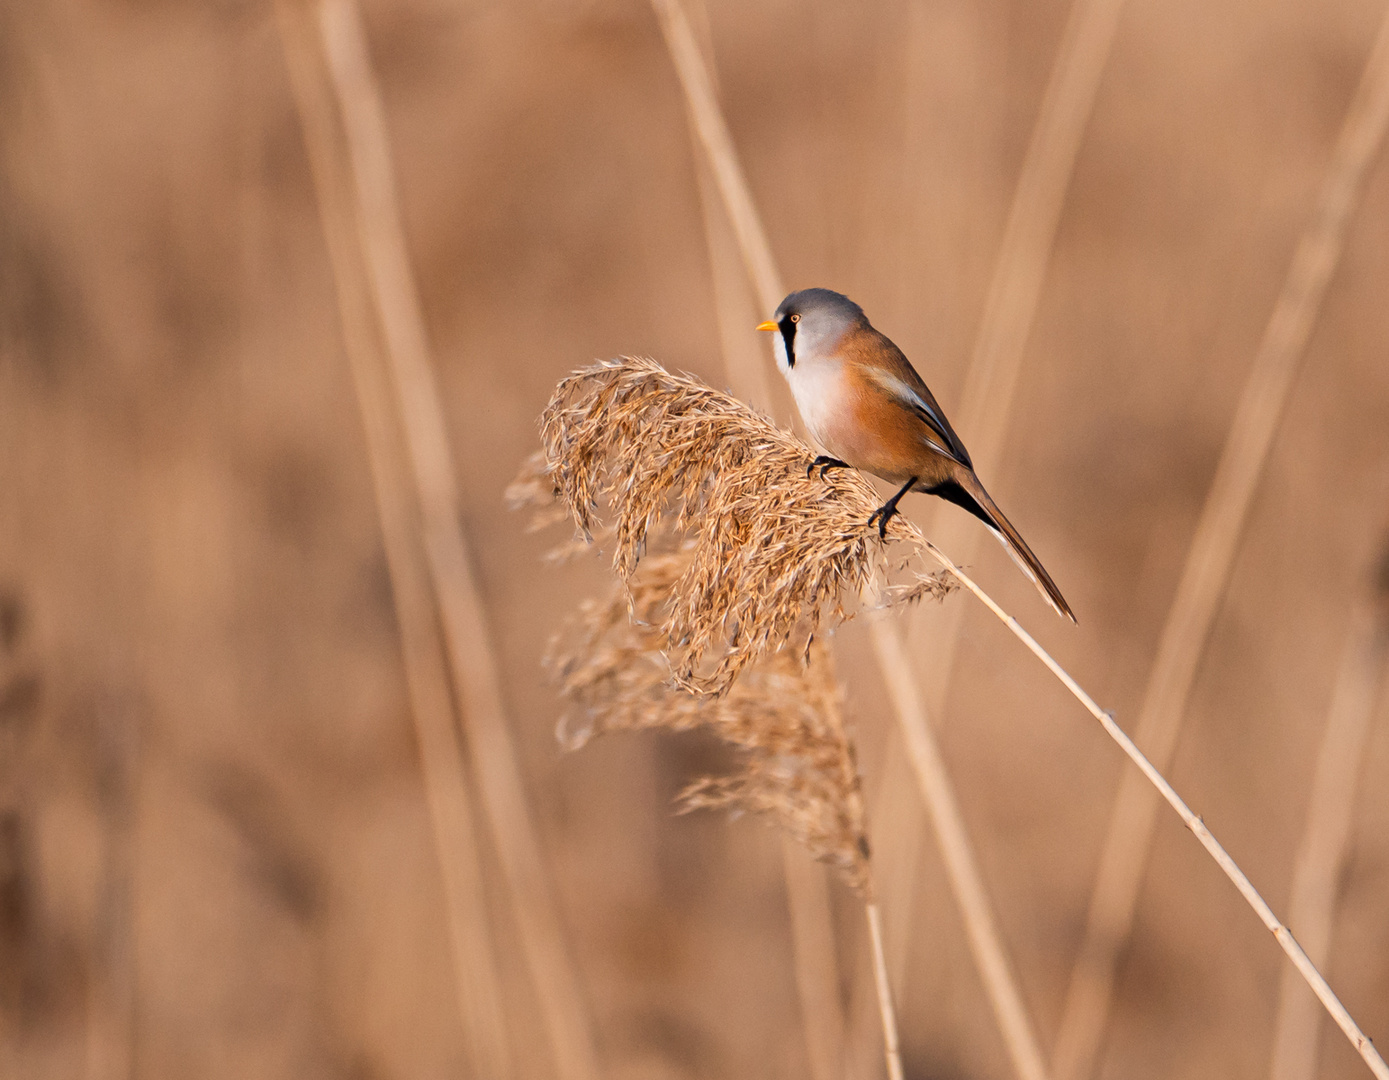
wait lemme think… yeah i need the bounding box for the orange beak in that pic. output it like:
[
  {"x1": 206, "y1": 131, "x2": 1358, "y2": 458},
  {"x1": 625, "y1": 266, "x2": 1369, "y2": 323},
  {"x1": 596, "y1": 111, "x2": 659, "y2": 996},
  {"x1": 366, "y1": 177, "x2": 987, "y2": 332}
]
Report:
[{"x1": 756, "y1": 320, "x2": 778, "y2": 332}]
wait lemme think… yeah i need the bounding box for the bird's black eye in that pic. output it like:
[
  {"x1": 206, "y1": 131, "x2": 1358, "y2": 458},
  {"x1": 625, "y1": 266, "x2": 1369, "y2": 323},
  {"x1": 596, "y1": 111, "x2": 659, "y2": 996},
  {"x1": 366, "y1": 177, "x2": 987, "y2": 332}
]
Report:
[{"x1": 789, "y1": 313, "x2": 801, "y2": 323}]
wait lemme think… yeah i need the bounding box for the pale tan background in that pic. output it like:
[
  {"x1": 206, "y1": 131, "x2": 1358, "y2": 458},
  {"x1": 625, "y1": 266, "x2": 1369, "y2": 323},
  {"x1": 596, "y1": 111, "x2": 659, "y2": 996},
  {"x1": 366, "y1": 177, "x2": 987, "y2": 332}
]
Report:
[{"x1": 2, "y1": 0, "x2": 1388, "y2": 1078}]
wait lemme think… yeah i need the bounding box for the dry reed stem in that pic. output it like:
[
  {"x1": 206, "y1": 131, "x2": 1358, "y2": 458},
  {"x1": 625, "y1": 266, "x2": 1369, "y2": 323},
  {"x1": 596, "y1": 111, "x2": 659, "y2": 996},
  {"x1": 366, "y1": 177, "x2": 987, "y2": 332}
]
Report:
[
  {"x1": 649, "y1": 0, "x2": 783, "y2": 318},
  {"x1": 1051, "y1": 14, "x2": 1389, "y2": 1078},
  {"x1": 316, "y1": 5, "x2": 602, "y2": 1076},
  {"x1": 646, "y1": 5, "x2": 1055, "y2": 1075},
  {"x1": 920, "y1": 542, "x2": 1389, "y2": 1080},
  {"x1": 1269, "y1": 571, "x2": 1389, "y2": 1080},
  {"x1": 874, "y1": 0, "x2": 1128, "y2": 1039},
  {"x1": 868, "y1": 612, "x2": 1051, "y2": 1080},
  {"x1": 273, "y1": 5, "x2": 511, "y2": 1076},
  {"x1": 866, "y1": 901, "x2": 905, "y2": 1080},
  {"x1": 282, "y1": 3, "x2": 603, "y2": 1078},
  {"x1": 678, "y1": 22, "x2": 846, "y2": 1068}
]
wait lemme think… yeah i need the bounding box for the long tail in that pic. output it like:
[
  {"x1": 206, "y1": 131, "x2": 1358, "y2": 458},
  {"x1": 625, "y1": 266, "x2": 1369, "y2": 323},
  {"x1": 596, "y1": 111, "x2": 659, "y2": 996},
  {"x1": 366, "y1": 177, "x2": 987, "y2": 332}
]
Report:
[{"x1": 926, "y1": 469, "x2": 1076, "y2": 623}]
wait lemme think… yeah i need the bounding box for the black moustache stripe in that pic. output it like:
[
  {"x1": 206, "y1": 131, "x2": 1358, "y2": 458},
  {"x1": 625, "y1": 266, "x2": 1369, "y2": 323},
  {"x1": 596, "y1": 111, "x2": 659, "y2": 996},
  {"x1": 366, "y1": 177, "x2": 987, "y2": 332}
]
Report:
[{"x1": 779, "y1": 319, "x2": 796, "y2": 368}]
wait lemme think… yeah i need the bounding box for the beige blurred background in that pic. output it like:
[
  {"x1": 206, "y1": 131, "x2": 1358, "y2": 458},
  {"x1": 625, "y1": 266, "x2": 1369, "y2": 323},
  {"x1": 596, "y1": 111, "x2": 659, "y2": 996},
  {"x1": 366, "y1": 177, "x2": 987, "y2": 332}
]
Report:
[{"x1": 2, "y1": 0, "x2": 1388, "y2": 1078}]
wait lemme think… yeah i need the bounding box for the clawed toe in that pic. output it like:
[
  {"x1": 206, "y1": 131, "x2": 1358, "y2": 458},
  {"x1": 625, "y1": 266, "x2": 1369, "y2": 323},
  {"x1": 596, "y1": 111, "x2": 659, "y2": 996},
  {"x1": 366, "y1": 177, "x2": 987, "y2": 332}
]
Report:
[
  {"x1": 866, "y1": 504, "x2": 897, "y2": 539},
  {"x1": 807, "y1": 455, "x2": 849, "y2": 479}
]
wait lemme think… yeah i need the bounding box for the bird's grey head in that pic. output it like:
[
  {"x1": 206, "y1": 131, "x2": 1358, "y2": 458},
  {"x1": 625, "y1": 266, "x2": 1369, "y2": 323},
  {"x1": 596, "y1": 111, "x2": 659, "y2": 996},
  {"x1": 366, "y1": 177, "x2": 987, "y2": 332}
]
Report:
[{"x1": 764, "y1": 288, "x2": 867, "y2": 372}]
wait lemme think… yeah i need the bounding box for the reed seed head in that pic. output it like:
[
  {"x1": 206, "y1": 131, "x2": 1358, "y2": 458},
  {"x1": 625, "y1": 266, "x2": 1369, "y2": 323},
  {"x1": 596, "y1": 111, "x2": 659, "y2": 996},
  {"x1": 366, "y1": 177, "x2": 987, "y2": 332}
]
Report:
[
  {"x1": 516, "y1": 356, "x2": 953, "y2": 695},
  {"x1": 513, "y1": 356, "x2": 956, "y2": 892}
]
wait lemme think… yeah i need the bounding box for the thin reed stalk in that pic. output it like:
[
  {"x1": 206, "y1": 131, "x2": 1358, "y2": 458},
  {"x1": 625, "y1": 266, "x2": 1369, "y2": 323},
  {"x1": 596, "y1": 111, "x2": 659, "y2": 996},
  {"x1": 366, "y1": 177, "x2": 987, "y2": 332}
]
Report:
[
  {"x1": 647, "y1": 3, "x2": 1050, "y2": 1075},
  {"x1": 278, "y1": 3, "x2": 602, "y2": 1078},
  {"x1": 920, "y1": 541, "x2": 1389, "y2": 1080},
  {"x1": 903, "y1": 0, "x2": 1128, "y2": 722},
  {"x1": 868, "y1": 614, "x2": 1049, "y2": 1080},
  {"x1": 871, "y1": 0, "x2": 1127, "y2": 1037},
  {"x1": 675, "y1": 12, "x2": 845, "y2": 1076},
  {"x1": 273, "y1": 5, "x2": 510, "y2": 1075},
  {"x1": 1051, "y1": 14, "x2": 1389, "y2": 1078},
  {"x1": 866, "y1": 901, "x2": 905, "y2": 1080},
  {"x1": 1269, "y1": 570, "x2": 1389, "y2": 1080},
  {"x1": 275, "y1": 11, "x2": 509, "y2": 1077}
]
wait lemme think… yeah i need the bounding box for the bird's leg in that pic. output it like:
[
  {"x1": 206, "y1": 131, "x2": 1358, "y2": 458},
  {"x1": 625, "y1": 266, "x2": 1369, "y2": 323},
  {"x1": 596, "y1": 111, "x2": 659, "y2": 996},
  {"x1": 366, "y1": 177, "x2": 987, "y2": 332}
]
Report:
[
  {"x1": 807, "y1": 455, "x2": 851, "y2": 479},
  {"x1": 866, "y1": 477, "x2": 917, "y2": 539}
]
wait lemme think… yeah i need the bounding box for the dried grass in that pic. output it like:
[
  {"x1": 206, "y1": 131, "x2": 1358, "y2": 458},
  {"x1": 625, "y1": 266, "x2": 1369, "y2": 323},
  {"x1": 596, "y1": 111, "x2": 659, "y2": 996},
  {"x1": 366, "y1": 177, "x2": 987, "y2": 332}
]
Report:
[
  {"x1": 527, "y1": 356, "x2": 952, "y2": 697},
  {"x1": 548, "y1": 548, "x2": 872, "y2": 891}
]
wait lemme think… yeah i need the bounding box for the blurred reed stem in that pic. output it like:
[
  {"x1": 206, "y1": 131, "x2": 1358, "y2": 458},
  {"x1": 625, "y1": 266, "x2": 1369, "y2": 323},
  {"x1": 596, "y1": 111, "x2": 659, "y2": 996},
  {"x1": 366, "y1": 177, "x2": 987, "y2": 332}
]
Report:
[
  {"x1": 278, "y1": 2, "x2": 603, "y2": 1077},
  {"x1": 1269, "y1": 566, "x2": 1389, "y2": 1080},
  {"x1": 874, "y1": 0, "x2": 1125, "y2": 1023},
  {"x1": 1051, "y1": 13, "x2": 1389, "y2": 1078},
  {"x1": 923, "y1": 542, "x2": 1389, "y2": 1080},
  {"x1": 273, "y1": 3, "x2": 511, "y2": 1075},
  {"x1": 865, "y1": 901, "x2": 904, "y2": 1080},
  {"x1": 680, "y1": 7, "x2": 845, "y2": 1077},
  {"x1": 649, "y1": 0, "x2": 1047, "y2": 1076},
  {"x1": 84, "y1": 699, "x2": 139, "y2": 1080}
]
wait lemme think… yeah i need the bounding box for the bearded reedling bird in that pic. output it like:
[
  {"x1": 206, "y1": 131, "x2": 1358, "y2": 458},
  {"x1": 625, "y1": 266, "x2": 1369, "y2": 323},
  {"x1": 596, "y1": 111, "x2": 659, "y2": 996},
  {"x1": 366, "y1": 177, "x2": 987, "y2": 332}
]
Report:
[{"x1": 758, "y1": 287, "x2": 1075, "y2": 622}]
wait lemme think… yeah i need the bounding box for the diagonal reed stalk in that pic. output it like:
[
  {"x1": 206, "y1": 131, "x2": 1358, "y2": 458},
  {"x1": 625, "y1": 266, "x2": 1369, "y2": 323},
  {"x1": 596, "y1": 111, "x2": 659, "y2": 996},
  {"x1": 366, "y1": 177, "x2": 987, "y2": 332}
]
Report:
[
  {"x1": 917, "y1": 542, "x2": 1389, "y2": 1080},
  {"x1": 1269, "y1": 557, "x2": 1389, "y2": 1080},
  {"x1": 276, "y1": 3, "x2": 601, "y2": 1078},
  {"x1": 1051, "y1": 13, "x2": 1389, "y2": 1078},
  {"x1": 648, "y1": 0, "x2": 1050, "y2": 1075}
]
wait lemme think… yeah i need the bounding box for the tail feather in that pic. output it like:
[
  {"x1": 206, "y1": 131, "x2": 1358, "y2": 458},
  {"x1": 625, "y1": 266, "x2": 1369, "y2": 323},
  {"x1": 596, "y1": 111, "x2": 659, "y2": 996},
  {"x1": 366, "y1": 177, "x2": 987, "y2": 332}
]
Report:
[{"x1": 926, "y1": 472, "x2": 1076, "y2": 623}]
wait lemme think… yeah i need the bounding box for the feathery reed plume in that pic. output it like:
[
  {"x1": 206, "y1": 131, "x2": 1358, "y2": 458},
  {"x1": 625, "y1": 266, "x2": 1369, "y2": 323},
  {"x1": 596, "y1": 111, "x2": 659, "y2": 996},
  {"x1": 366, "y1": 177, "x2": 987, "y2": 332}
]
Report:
[
  {"x1": 1269, "y1": 548, "x2": 1389, "y2": 1080},
  {"x1": 1052, "y1": 14, "x2": 1389, "y2": 1077},
  {"x1": 549, "y1": 548, "x2": 872, "y2": 892},
  {"x1": 535, "y1": 356, "x2": 952, "y2": 696}
]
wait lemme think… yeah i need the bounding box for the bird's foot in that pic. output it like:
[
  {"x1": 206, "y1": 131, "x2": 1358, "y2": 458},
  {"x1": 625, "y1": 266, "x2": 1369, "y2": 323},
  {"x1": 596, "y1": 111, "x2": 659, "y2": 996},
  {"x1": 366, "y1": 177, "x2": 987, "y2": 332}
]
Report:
[
  {"x1": 807, "y1": 455, "x2": 850, "y2": 479},
  {"x1": 866, "y1": 477, "x2": 917, "y2": 540},
  {"x1": 866, "y1": 502, "x2": 899, "y2": 539}
]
